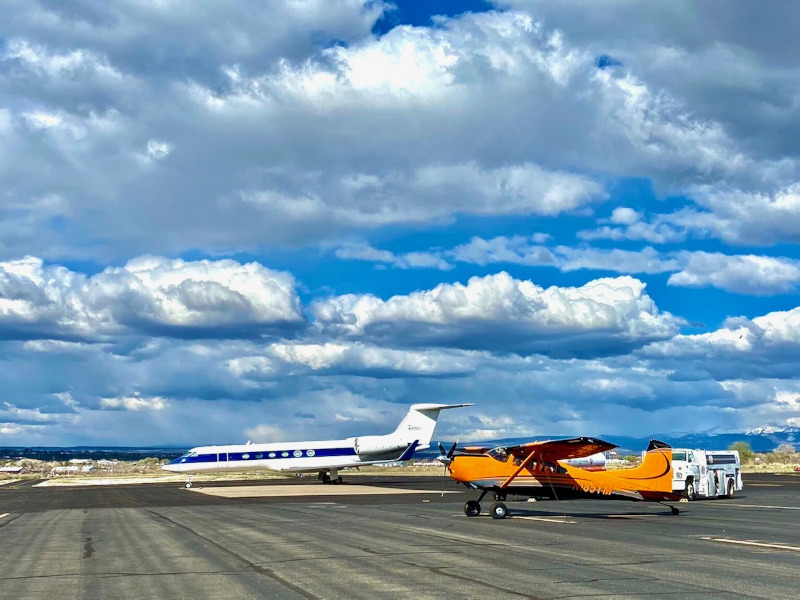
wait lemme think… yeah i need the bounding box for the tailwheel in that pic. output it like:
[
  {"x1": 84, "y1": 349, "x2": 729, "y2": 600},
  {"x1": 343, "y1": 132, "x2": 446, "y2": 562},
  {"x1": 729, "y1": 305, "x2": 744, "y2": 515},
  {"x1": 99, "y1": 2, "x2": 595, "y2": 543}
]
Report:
[
  {"x1": 670, "y1": 506, "x2": 680, "y2": 516},
  {"x1": 490, "y1": 502, "x2": 508, "y2": 520},
  {"x1": 464, "y1": 500, "x2": 481, "y2": 517}
]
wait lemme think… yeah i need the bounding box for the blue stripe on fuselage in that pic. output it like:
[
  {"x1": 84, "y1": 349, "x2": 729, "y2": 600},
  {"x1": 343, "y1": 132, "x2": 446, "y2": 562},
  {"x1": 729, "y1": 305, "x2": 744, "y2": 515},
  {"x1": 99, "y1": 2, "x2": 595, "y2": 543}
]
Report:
[{"x1": 168, "y1": 447, "x2": 357, "y2": 466}]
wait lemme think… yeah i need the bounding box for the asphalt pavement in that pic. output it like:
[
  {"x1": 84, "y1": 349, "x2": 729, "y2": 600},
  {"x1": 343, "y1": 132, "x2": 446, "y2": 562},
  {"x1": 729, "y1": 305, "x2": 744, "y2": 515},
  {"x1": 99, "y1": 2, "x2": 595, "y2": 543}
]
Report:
[{"x1": 1, "y1": 473, "x2": 799, "y2": 599}]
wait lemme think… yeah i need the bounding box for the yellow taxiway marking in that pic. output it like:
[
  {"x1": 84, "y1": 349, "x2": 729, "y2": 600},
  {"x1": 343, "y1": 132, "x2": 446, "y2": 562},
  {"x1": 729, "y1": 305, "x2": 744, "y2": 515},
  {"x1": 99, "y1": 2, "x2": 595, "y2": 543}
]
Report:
[
  {"x1": 701, "y1": 537, "x2": 800, "y2": 552},
  {"x1": 191, "y1": 484, "x2": 457, "y2": 498},
  {"x1": 0, "y1": 513, "x2": 9, "y2": 520}
]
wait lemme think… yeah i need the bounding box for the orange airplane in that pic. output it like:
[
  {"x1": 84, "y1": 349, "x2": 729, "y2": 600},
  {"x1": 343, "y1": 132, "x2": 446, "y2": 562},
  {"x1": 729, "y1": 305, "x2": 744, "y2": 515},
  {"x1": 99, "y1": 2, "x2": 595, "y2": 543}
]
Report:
[{"x1": 438, "y1": 437, "x2": 681, "y2": 519}]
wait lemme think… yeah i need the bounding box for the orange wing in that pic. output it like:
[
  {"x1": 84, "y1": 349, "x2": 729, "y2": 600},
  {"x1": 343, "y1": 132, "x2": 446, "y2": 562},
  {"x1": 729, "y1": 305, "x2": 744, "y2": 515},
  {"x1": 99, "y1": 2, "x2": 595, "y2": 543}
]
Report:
[{"x1": 507, "y1": 437, "x2": 617, "y2": 461}]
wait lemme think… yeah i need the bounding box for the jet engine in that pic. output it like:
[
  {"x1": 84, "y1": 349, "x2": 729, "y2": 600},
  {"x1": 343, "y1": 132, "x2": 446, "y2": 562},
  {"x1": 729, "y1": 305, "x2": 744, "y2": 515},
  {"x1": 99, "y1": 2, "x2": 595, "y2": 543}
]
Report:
[
  {"x1": 353, "y1": 436, "x2": 407, "y2": 456},
  {"x1": 564, "y1": 452, "x2": 607, "y2": 471}
]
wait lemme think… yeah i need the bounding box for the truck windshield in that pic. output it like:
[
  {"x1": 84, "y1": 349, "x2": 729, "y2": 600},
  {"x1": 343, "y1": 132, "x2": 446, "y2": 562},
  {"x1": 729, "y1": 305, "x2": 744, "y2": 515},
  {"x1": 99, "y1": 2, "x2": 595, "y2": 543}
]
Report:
[{"x1": 673, "y1": 451, "x2": 686, "y2": 461}]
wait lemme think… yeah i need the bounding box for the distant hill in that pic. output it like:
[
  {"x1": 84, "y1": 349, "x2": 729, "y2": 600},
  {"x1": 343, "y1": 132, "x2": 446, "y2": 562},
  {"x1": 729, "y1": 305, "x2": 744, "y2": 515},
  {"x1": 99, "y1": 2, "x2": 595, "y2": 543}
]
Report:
[
  {"x1": 427, "y1": 426, "x2": 800, "y2": 457},
  {"x1": 3, "y1": 426, "x2": 798, "y2": 463},
  {"x1": 0, "y1": 447, "x2": 186, "y2": 462}
]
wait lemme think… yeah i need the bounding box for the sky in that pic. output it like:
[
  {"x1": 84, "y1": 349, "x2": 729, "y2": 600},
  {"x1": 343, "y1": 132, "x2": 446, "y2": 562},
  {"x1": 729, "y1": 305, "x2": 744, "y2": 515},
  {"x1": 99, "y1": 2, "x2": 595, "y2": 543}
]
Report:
[{"x1": 2, "y1": 0, "x2": 800, "y2": 446}]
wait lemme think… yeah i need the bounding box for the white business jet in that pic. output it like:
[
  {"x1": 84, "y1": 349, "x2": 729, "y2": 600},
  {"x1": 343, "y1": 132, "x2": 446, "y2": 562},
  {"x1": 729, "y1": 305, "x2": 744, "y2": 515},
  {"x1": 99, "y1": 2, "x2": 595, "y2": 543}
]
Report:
[{"x1": 163, "y1": 403, "x2": 472, "y2": 487}]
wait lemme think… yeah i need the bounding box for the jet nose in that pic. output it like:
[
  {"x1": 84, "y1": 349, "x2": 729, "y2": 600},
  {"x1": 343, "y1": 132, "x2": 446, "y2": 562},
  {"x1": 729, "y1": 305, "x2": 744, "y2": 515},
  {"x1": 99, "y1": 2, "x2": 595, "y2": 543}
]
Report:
[{"x1": 162, "y1": 459, "x2": 183, "y2": 472}]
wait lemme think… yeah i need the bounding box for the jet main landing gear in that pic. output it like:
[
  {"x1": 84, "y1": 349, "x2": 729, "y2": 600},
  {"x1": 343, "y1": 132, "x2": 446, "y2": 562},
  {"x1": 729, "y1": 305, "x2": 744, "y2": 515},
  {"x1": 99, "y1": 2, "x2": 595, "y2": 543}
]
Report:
[{"x1": 317, "y1": 471, "x2": 343, "y2": 485}]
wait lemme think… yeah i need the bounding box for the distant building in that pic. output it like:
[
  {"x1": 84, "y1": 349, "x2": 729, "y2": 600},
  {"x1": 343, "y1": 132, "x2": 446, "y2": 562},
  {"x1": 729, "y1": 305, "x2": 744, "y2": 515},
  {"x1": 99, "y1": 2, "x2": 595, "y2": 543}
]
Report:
[
  {"x1": 0, "y1": 466, "x2": 23, "y2": 474},
  {"x1": 50, "y1": 466, "x2": 80, "y2": 476}
]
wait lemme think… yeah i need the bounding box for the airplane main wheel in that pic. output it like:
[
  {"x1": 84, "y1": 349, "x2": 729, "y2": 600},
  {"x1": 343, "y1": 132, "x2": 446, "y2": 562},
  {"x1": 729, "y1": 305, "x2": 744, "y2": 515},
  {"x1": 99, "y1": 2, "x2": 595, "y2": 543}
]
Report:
[
  {"x1": 685, "y1": 481, "x2": 696, "y2": 501},
  {"x1": 464, "y1": 500, "x2": 481, "y2": 517},
  {"x1": 726, "y1": 479, "x2": 735, "y2": 498},
  {"x1": 490, "y1": 502, "x2": 508, "y2": 520},
  {"x1": 322, "y1": 474, "x2": 331, "y2": 484},
  {"x1": 333, "y1": 476, "x2": 343, "y2": 485},
  {"x1": 494, "y1": 492, "x2": 506, "y2": 502}
]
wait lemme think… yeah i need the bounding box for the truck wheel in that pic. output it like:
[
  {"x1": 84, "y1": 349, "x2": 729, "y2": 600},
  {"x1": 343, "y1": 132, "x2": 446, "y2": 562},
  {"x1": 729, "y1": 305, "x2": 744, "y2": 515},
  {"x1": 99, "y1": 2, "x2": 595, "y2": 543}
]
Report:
[
  {"x1": 685, "y1": 481, "x2": 696, "y2": 501},
  {"x1": 726, "y1": 479, "x2": 735, "y2": 498}
]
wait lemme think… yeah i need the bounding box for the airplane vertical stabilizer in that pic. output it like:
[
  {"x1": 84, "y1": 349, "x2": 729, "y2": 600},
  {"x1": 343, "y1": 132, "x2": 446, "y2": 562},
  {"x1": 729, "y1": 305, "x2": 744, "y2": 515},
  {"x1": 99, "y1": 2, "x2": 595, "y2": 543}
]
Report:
[{"x1": 392, "y1": 403, "x2": 472, "y2": 448}]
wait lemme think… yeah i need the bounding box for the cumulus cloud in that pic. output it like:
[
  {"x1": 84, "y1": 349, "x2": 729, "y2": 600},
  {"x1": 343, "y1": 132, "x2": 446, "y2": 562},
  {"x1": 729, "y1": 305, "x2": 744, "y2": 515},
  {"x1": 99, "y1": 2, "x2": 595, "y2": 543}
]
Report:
[
  {"x1": 333, "y1": 241, "x2": 452, "y2": 271},
  {"x1": 4, "y1": 4, "x2": 794, "y2": 258},
  {"x1": 100, "y1": 395, "x2": 167, "y2": 411},
  {"x1": 642, "y1": 305, "x2": 800, "y2": 381},
  {"x1": 0, "y1": 256, "x2": 304, "y2": 340},
  {"x1": 312, "y1": 272, "x2": 680, "y2": 357},
  {"x1": 668, "y1": 252, "x2": 800, "y2": 294},
  {"x1": 228, "y1": 342, "x2": 480, "y2": 379}
]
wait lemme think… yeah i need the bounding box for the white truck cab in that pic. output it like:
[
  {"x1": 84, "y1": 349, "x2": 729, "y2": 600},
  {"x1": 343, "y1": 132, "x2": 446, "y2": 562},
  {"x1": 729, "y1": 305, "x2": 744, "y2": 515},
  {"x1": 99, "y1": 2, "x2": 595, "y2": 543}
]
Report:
[{"x1": 671, "y1": 448, "x2": 743, "y2": 500}]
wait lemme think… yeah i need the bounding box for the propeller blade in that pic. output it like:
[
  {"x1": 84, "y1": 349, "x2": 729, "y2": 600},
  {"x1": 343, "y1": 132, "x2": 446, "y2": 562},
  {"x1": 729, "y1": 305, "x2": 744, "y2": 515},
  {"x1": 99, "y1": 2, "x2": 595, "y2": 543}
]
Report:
[
  {"x1": 438, "y1": 442, "x2": 446, "y2": 456},
  {"x1": 447, "y1": 440, "x2": 458, "y2": 458}
]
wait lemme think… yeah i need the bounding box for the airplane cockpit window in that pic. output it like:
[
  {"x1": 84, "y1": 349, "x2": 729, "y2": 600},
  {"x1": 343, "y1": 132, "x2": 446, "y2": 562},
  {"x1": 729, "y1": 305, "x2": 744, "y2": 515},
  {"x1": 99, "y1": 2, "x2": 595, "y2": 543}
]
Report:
[
  {"x1": 178, "y1": 451, "x2": 198, "y2": 459},
  {"x1": 488, "y1": 447, "x2": 509, "y2": 462}
]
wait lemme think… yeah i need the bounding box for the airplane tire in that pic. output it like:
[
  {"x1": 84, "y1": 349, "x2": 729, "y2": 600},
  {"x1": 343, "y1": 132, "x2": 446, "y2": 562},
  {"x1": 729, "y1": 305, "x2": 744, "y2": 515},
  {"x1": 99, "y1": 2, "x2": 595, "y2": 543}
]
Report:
[
  {"x1": 322, "y1": 474, "x2": 331, "y2": 484},
  {"x1": 726, "y1": 479, "x2": 735, "y2": 498},
  {"x1": 685, "y1": 481, "x2": 696, "y2": 501},
  {"x1": 333, "y1": 476, "x2": 343, "y2": 485},
  {"x1": 490, "y1": 502, "x2": 508, "y2": 520},
  {"x1": 464, "y1": 500, "x2": 481, "y2": 517}
]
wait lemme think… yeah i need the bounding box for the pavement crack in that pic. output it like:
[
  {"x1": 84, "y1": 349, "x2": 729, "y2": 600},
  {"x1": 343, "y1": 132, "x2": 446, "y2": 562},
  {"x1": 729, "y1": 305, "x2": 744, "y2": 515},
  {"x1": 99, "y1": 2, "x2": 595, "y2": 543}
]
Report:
[
  {"x1": 402, "y1": 562, "x2": 544, "y2": 600},
  {"x1": 83, "y1": 536, "x2": 95, "y2": 559},
  {"x1": 145, "y1": 508, "x2": 320, "y2": 600}
]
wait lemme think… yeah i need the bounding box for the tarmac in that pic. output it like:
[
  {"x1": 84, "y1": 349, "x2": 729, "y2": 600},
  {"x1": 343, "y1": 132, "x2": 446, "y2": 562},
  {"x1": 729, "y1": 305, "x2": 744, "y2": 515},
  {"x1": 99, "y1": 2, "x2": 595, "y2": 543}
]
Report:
[{"x1": 1, "y1": 473, "x2": 799, "y2": 599}]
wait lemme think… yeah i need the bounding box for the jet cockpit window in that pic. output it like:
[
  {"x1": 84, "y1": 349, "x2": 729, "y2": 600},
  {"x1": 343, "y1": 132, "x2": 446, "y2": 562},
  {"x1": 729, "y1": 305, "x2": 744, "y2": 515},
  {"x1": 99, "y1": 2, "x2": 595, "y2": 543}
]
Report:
[
  {"x1": 488, "y1": 447, "x2": 509, "y2": 462},
  {"x1": 178, "y1": 451, "x2": 198, "y2": 459}
]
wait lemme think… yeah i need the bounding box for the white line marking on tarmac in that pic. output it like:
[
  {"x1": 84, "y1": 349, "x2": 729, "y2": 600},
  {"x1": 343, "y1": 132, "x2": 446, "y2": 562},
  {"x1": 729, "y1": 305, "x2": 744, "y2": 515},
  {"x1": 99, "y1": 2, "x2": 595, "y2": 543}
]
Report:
[
  {"x1": 512, "y1": 516, "x2": 574, "y2": 523},
  {"x1": 0, "y1": 513, "x2": 9, "y2": 520},
  {"x1": 717, "y1": 503, "x2": 800, "y2": 510},
  {"x1": 746, "y1": 484, "x2": 782, "y2": 487},
  {"x1": 701, "y1": 537, "x2": 800, "y2": 552},
  {"x1": 191, "y1": 484, "x2": 458, "y2": 498}
]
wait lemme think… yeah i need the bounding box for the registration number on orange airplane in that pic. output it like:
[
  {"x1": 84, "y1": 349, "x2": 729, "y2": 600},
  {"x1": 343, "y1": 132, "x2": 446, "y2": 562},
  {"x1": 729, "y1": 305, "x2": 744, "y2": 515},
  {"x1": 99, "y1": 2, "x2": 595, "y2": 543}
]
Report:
[{"x1": 575, "y1": 481, "x2": 612, "y2": 495}]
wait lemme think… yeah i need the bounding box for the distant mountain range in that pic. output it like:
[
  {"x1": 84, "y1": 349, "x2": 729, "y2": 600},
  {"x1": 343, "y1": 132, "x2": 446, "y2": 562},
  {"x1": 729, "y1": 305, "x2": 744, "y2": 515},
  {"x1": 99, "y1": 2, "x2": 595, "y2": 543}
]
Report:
[
  {"x1": 2, "y1": 426, "x2": 798, "y2": 463},
  {"x1": 440, "y1": 425, "x2": 800, "y2": 456}
]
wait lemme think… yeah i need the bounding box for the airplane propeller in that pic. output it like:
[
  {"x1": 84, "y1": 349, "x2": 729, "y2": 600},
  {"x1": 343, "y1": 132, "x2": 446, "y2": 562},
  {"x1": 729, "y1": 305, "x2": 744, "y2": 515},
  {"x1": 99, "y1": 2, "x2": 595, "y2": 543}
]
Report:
[{"x1": 436, "y1": 440, "x2": 458, "y2": 497}]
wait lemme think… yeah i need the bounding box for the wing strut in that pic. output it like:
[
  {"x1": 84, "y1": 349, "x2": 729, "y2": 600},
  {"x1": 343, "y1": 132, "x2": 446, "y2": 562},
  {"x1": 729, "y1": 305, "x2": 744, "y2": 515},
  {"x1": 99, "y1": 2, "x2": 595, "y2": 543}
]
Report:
[{"x1": 499, "y1": 449, "x2": 539, "y2": 489}]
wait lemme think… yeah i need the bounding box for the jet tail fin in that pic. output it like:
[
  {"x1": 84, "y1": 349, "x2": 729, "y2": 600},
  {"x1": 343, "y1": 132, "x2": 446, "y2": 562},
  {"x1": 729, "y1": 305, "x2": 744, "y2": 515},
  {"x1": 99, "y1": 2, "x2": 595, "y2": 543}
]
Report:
[{"x1": 392, "y1": 403, "x2": 472, "y2": 449}]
